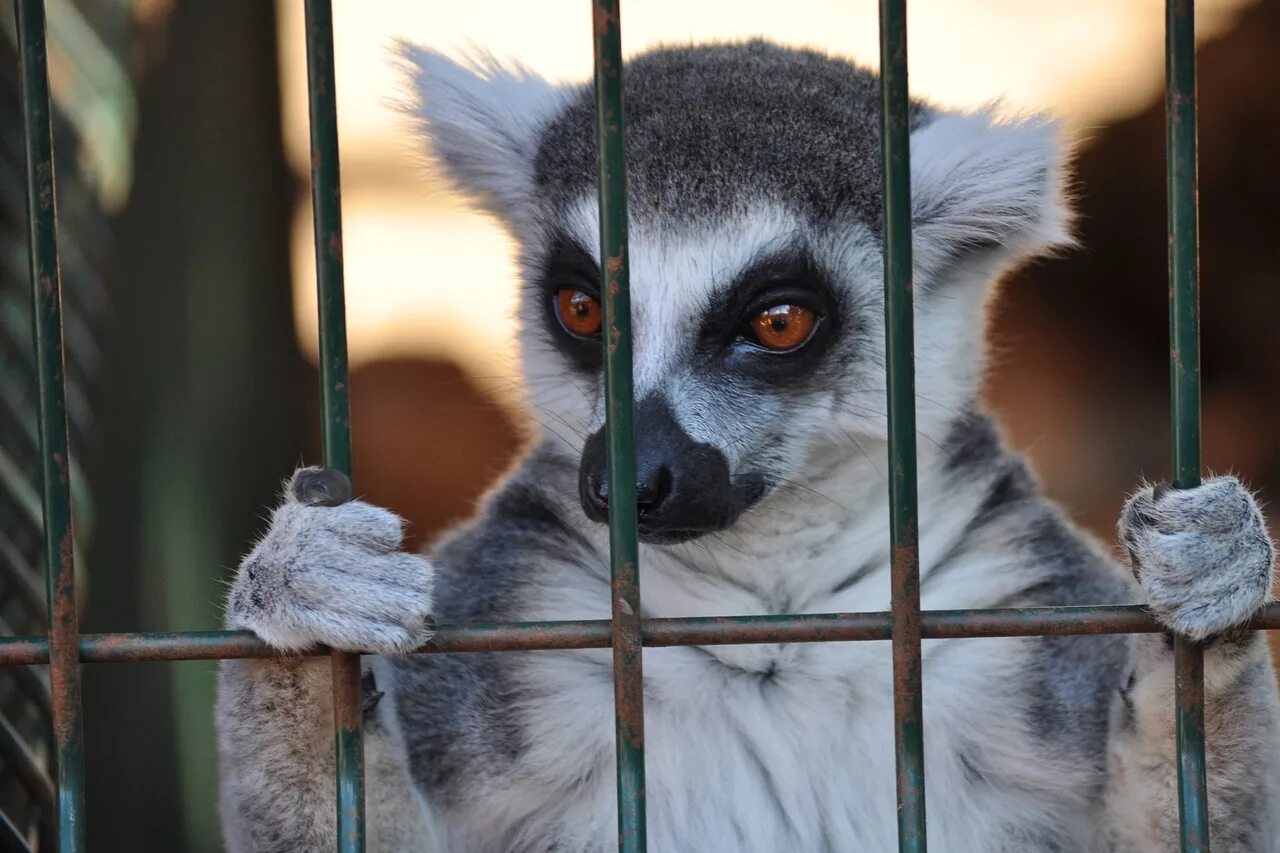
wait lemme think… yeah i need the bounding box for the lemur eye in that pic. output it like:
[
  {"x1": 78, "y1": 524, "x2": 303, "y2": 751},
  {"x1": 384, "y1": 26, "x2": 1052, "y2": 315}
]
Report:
[
  {"x1": 749, "y1": 305, "x2": 817, "y2": 351},
  {"x1": 555, "y1": 289, "x2": 602, "y2": 338}
]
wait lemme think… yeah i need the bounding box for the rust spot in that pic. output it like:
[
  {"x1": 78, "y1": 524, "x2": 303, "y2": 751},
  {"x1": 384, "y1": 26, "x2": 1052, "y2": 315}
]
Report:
[
  {"x1": 891, "y1": 540, "x2": 919, "y2": 579},
  {"x1": 49, "y1": 531, "x2": 81, "y2": 746},
  {"x1": 331, "y1": 650, "x2": 365, "y2": 730},
  {"x1": 328, "y1": 232, "x2": 343, "y2": 259},
  {"x1": 593, "y1": 3, "x2": 619, "y2": 37}
]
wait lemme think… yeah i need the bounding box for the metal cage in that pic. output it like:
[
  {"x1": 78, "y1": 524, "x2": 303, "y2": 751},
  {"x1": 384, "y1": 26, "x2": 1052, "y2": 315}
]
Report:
[{"x1": 4, "y1": 0, "x2": 1280, "y2": 851}]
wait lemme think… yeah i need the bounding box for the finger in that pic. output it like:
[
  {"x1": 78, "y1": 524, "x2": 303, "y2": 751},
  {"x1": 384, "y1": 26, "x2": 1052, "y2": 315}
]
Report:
[{"x1": 290, "y1": 467, "x2": 354, "y2": 507}]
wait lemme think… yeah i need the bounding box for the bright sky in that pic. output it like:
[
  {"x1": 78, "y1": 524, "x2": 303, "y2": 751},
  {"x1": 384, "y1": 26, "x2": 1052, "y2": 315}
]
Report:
[{"x1": 276, "y1": 0, "x2": 1255, "y2": 401}]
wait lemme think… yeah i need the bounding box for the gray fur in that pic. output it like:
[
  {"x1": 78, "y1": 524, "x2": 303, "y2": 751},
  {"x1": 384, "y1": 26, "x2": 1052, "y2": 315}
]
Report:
[
  {"x1": 534, "y1": 40, "x2": 932, "y2": 228},
  {"x1": 216, "y1": 41, "x2": 1280, "y2": 852}
]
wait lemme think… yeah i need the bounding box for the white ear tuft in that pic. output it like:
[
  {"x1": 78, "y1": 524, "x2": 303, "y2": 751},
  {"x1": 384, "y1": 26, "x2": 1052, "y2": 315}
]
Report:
[
  {"x1": 396, "y1": 42, "x2": 570, "y2": 224},
  {"x1": 909, "y1": 109, "x2": 1073, "y2": 275}
]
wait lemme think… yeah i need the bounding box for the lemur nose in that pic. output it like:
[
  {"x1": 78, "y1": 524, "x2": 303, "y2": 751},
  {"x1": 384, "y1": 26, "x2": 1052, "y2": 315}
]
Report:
[{"x1": 587, "y1": 465, "x2": 672, "y2": 518}]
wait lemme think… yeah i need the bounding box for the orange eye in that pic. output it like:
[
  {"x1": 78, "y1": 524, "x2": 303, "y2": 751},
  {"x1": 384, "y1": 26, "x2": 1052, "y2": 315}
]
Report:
[
  {"x1": 750, "y1": 304, "x2": 817, "y2": 351},
  {"x1": 556, "y1": 288, "x2": 602, "y2": 338}
]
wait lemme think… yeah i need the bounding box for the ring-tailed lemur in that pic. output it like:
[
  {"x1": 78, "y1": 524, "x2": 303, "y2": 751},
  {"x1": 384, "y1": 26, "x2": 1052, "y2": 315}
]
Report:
[{"x1": 216, "y1": 41, "x2": 1280, "y2": 852}]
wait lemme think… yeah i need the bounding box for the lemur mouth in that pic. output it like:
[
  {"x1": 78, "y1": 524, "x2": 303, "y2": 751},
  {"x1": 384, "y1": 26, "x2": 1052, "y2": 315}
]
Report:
[{"x1": 636, "y1": 526, "x2": 712, "y2": 545}]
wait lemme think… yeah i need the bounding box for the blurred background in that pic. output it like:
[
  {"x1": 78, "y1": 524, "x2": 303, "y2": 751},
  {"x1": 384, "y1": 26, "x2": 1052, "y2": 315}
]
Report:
[{"x1": 0, "y1": 0, "x2": 1277, "y2": 849}]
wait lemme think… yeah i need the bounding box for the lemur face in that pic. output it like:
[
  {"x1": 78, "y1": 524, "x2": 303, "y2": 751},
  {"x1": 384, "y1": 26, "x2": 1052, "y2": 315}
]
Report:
[
  {"x1": 403, "y1": 40, "x2": 1072, "y2": 542},
  {"x1": 539, "y1": 217, "x2": 863, "y2": 542}
]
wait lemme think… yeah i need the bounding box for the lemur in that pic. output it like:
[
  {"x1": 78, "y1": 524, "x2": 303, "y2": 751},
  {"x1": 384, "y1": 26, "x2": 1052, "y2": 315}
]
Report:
[{"x1": 216, "y1": 41, "x2": 1280, "y2": 852}]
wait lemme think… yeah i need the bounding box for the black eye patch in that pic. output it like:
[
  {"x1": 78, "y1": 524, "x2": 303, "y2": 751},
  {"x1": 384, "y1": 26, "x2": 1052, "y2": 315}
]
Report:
[
  {"x1": 698, "y1": 246, "x2": 842, "y2": 381},
  {"x1": 537, "y1": 235, "x2": 603, "y2": 371}
]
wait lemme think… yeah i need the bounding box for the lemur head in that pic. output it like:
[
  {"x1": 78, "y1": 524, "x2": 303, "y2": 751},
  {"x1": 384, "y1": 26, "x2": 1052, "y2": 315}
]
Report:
[{"x1": 403, "y1": 40, "x2": 1071, "y2": 544}]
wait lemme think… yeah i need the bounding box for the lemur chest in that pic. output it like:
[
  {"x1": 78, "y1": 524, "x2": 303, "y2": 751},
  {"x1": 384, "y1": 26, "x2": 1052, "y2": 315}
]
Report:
[{"x1": 502, "y1": 637, "x2": 1093, "y2": 853}]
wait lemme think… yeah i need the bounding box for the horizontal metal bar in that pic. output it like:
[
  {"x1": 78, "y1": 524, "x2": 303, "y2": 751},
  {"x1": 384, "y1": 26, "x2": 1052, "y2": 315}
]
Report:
[{"x1": 3, "y1": 604, "x2": 1279, "y2": 666}]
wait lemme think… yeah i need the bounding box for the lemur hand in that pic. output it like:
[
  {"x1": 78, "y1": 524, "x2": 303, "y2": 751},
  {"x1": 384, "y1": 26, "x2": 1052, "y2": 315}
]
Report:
[
  {"x1": 1120, "y1": 475, "x2": 1274, "y2": 641},
  {"x1": 226, "y1": 467, "x2": 436, "y2": 653}
]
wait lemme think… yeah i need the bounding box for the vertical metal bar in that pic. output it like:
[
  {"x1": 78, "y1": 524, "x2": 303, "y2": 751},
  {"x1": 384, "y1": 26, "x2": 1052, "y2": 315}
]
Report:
[
  {"x1": 14, "y1": 1, "x2": 86, "y2": 850},
  {"x1": 591, "y1": 2, "x2": 646, "y2": 850},
  {"x1": 303, "y1": 2, "x2": 364, "y2": 851},
  {"x1": 879, "y1": 1, "x2": 927, "y2": 850},
  {"x1": 1166, "y1": 1, "x2": 1208, "y2": 850}
]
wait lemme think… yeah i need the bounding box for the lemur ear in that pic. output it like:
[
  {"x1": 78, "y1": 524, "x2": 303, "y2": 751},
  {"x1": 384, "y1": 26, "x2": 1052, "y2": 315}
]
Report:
[
  {"x1": 398, "y1": 43, "x2": 569, "y2": 225},
  {"x1": 908, "y1": 109, "x2": 1072, "y2": 276}
]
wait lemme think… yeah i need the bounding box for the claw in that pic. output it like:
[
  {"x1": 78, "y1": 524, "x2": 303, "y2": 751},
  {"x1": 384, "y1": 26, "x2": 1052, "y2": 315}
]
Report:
[
  {"x1": 362, "y1": 669, "x2": 385, "y2": 716},
  {"x1": 292, "y1": 467, "x2": 353, "y2": 507}
]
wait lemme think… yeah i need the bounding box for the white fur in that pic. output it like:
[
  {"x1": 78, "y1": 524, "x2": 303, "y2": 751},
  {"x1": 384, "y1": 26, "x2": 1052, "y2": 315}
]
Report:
[
  {"x1": 398, "y1": 44, "x2": 573, "y2": 230},
  {"x1": 909, "y1": 109, "x2": 1073, "y2": 277}
]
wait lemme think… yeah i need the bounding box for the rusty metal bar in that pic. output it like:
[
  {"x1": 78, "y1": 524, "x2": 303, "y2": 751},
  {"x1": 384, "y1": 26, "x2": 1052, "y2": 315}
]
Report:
[
  {"x1": 10, "y1": 604, "x2": 1278, "y2": 667},
  {"x1": 302, "y1": 1, "x2": 364, "y2": 850},
  {"x1": 591, "y1": 2, "x2": 647, "y2": 850},
  {"x1": 1165, "y1": 1, "x2": 1209, "y2": 849},
  {"x1": 14, "y1": 0, "x2": 86, "y2": 849},
  {"x1": 878, "y1": 0, "x2": 927, "y2": 849}
]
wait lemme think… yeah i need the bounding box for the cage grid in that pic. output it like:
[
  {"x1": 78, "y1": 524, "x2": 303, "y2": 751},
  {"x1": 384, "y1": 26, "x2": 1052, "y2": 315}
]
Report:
[{"x1": 4, "y1": 0, "x2": 1279, "y2": 851}]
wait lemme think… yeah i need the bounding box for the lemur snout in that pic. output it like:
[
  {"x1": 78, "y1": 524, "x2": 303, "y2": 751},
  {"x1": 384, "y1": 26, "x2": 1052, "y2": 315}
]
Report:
[{"x1": 578, "y1": 394, "x2": 762, "y2": 544}]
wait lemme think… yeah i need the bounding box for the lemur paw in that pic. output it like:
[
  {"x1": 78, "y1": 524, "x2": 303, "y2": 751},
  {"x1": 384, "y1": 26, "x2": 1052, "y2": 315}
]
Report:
[
  {"x1": 226, "y1": 467, "x2": 436, "y2": 654},
  {"x1": 1120, "y1": 475, "x2": 1274, "y2": 641}
]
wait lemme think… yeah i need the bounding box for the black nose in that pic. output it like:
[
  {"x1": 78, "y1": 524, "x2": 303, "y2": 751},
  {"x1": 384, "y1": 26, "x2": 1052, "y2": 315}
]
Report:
[{"x1": 578, "y1": 395, "x2": 746, "y2": 543}]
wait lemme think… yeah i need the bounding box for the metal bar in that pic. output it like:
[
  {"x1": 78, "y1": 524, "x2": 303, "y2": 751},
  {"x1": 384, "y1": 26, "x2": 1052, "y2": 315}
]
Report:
[
  {"x1": 0, "y1": 714, "x2": 57, "y2": 833},
  {"x1": 14, "y1": 1, "x2": 86, "y2": 850},
  {"x1": 1165, "y1": 1, "x2": 1209, "y2": 850},
  {"x1": 4, "y1": 605, "x2": 1280, "y2": 666},
  {"x1": 878, "y1": 0, "x2": 926, "y2": 849},
  {"x1": 0, "y1": 712, "x2": 56, "y2": 829},
  {"x1": 302, "y1": 2, "x2": 364, "y2": 850},
  {"x1": 591, "y1": 3, "x2": 646, "y2": 850},
  {"x1": 0, "y1": 810, "x2": 34, "y2": 853}
]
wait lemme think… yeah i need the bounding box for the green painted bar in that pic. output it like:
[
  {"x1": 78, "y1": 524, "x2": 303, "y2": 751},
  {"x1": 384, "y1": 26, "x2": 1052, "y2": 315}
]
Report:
[
  {"x1": 878, "y1": 0, "x2": 927, "y2": 849},
  {"x1": 591, "y1": 2, "x2": 647, "y2": 849},
  {"x1": 303, "y1": 2, "x2": 364, "y2": 850},
  {"x1": 3, "y1": 604, "x2": 1280, "y2": 666},
  {"x1": 14, "y1": 0, "x2": 87, "y2": 849},
  {"x1": 1165, "y1": 1, "x2": 1209, "y2": 850}
]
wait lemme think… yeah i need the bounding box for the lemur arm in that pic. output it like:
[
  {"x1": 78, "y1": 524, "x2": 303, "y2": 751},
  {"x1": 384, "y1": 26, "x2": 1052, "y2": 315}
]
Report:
[
  {"x1": 217, "y1": 658, "x2": 431, "y2": 853},
  {"x1": 215, "y1": 469, "x2": 436, "y2": 852},
  {"x1": 1100, "y1": 477, "x2": 1280, "y2": 852}
]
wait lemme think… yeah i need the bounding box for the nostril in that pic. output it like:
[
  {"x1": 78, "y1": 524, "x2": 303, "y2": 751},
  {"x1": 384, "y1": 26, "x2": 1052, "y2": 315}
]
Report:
[{"x1": 636, "y1": 465, "x2": 672, "y2": 515}]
